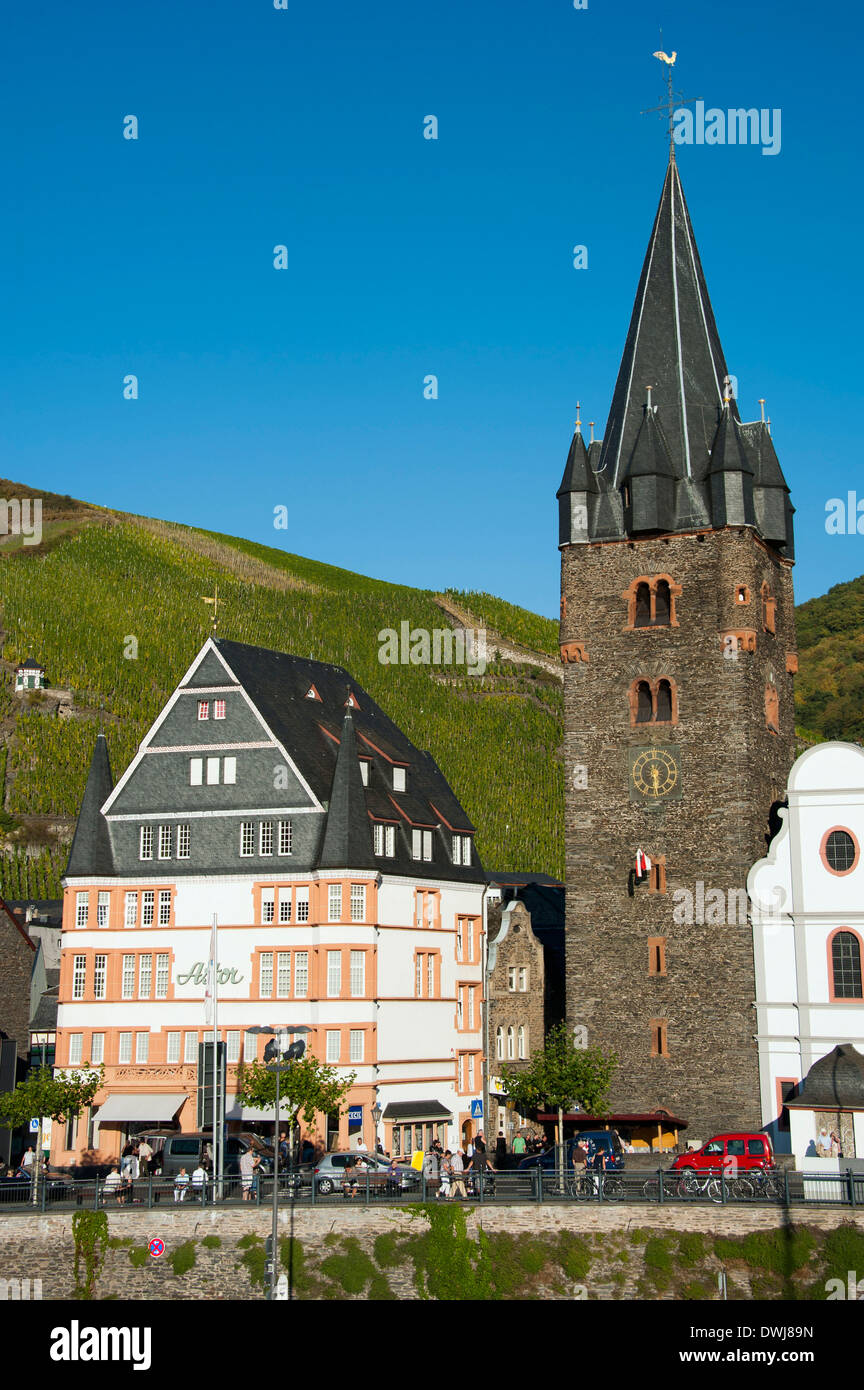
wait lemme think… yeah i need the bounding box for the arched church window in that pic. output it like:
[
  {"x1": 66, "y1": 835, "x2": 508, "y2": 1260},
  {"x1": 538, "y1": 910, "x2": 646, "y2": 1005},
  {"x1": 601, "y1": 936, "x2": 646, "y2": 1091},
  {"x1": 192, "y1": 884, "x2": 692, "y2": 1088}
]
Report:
[
  {"x1": 634, "y1": 583, "x2": 651, "y2": 627},
  {"x1": 831, "y1": 931, "x2": 862, "y2": 999},
  {"x1": 655, "y1": 679, "x2": 673, "y2": 723},
  {"x1": 636, "y1": 681, "x2": 653, "y2": 723},
  {"x1": 654, "y1": 580, "x2": 671, "y2": 625}
]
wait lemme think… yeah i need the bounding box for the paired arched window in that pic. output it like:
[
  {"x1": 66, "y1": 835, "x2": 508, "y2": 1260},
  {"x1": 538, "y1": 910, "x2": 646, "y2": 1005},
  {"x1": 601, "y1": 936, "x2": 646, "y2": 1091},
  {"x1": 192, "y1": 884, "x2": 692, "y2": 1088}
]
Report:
[
  {"x1": 495, "y1": 1027, "x2": 504, "y2": 1061},
  {"x1": 517, "y1": 1026, "x2": 527, "y2": 1060},
  {"x1": 830, "y1": 931, "x2": 862, "y2": 1000},
  {"x1": 624, "y1": 575, "x2": 680, "y2": 629},
  {"x1": 630, "y1": 677, "x2": 677, "y2": 726},
  {"x1": 506, "y1": 1026, "x2": 515, "y2": 1060}
]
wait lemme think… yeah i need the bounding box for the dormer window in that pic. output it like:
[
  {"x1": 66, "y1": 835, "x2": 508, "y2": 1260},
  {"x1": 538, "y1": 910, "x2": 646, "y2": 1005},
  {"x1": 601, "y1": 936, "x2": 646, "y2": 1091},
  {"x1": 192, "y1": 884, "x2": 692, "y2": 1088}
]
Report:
[
  {"x1": 359, "y1": 760, "x2": 370, "y2": 786},
  {"x1": 452, "y1": 834, "x2": 472, "y2": 866},
  {"x1": 197, "y1": 700, "x2": 209, "y2": 720},
  {"x1": 393, "y1": 767, "x2": 406, "y2": 793},
  {"x1": 412, "y1": 829, "x2": 432, "y2": 862},
  {"x1": 305, "y1": 686, "x2": 321, "y2": 701}
]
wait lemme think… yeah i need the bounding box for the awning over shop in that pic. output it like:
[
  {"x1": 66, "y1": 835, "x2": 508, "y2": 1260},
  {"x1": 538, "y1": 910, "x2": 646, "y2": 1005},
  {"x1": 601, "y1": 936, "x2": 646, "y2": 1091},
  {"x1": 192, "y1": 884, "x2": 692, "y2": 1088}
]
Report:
[
  {"x1": 381, "y1": 1101, "x2": 452, "y2": 1123},
  {"x1": 225, "y1": 1102, "x2": 279, "y2": 1123},
  {"x1": 95, "y1": 1093, "x2": 188, "y2": 1123}
]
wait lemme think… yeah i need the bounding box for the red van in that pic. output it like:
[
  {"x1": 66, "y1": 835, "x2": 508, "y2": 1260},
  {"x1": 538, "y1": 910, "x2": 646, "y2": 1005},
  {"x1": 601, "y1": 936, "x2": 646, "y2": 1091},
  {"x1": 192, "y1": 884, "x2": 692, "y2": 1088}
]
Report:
[{"x1": 670, "y1": 1133, "x2": 774, "y2": 1173}]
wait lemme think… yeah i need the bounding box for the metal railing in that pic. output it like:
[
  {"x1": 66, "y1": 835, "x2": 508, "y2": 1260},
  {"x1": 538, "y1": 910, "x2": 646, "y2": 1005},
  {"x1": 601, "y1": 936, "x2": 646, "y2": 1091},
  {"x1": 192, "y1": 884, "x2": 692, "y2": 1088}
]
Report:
[{"x1": 0, "y1": 1164, "x2": 861, "y2": 1211}]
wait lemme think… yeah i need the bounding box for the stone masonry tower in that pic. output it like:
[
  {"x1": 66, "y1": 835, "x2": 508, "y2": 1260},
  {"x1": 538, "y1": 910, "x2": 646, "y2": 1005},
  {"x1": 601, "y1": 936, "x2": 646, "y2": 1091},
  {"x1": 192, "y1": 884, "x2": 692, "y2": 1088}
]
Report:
[{"x1": 557, "y1": 152, "x2": 796, "y2": 1138}]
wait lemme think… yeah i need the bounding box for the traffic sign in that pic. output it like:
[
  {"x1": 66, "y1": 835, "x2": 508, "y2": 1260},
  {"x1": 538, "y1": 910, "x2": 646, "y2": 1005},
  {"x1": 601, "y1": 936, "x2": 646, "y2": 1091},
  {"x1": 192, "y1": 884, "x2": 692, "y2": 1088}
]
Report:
[
  {"x1": 470, "y1": 1099, "x2": 483, "y2": 1119},
  {"x1": 28, "y1": 1119, "x2": 39, "y2": 1133},
  {"x1": 148, "y1": 1238, "x2": 165, "y2": 1259}
]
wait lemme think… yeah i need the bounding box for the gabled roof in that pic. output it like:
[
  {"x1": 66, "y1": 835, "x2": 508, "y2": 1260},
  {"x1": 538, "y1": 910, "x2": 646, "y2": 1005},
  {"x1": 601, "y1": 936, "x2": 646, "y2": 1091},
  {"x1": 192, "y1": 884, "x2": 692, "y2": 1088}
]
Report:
[
  {"x1": 18, "y1": 657, "x2": 45, "y2": 670},
  {"x1": 213, "y1": 640, "x2": 484, "y2": 881},
  {"x1": 65, "y1": 734, "x2": 115, "y2": 877}
]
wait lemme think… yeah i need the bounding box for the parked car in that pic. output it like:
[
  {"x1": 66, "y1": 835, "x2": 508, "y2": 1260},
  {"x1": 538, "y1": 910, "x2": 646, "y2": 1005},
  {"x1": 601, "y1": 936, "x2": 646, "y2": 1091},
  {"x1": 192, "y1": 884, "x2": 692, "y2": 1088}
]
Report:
[
  {"x1": 670, "y1": 1133, "x2": 775, "y2": 1173},
  {"x1": 517, "y1": 1131, "x2": 625, "y2": 1173},
  {"x1": 140, "y1": 1131, "x2": 274, "y2": 1177},
  {"x1": 312, "y1": 1151, "x2": 420, "y2": 1195}
]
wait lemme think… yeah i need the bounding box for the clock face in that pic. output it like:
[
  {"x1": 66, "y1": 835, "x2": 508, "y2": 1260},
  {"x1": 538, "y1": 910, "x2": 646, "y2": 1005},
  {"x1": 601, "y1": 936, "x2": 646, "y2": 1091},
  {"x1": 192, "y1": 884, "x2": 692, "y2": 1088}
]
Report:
[{"x1": 629, "y1": 746, "x2": 681, "y2": 801}]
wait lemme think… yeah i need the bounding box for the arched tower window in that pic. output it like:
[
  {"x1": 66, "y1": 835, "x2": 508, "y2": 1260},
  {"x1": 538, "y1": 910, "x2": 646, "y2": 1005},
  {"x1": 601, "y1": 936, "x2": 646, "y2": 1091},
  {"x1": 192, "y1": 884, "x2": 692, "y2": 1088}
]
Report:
[
  {"x1": 636, "y1": 681, "x2": 653, "y2": 723},
  {"x1": 634, "y1": 583, "x2": 651, "y2": 627},
  {"x1": 655, "y1": 679, "x2": 673, "y2": 723},
  {"x1": 830, "y1": 930, "x2": 862, "y2": 999},
  {"x1": 765, "y1": 684, "x2": 779, "y2": 734},
  {"x1": 654, "y1": 580, "x2": 671, "y2": 625}
]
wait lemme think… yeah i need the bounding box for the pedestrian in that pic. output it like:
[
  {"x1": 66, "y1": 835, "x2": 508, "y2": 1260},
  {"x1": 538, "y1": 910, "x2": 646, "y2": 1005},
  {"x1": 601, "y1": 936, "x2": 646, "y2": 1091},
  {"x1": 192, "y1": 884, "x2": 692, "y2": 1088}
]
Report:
[
  {"x1": 174, "y1": 1168, "x2": 190, "y2": 1202},
  {"x1": 104, "y1": 1167, "x2": 123, "y2": 1203},
  {"x1": 474, "y1": 1132, "x2": 486, "y2": 1155},
  {"x1": 279, "y1": 1131, "x2": 289, "y2": 1166},
  {"x1": 137, "y1": 1138, "x2": 153, "y2": 1177},
  {"x1": 423, "y1": 1146, "x2": 439, "y2": 1195},
  {"x1": 191, "y1": 1162, "x2": 208, "y2": 1203},
  {"x1": 438, "y1": 1151, "x2": 452, "y2": 1200},
  {"x1": 512, "y1": 1132, "x2": 526, "y2": 1156},
  {"x1": 300, "y1": 1137, "x2": 315, "y2": 1165},
  {"x1": 239, "y1": 1146, "x2": 255, "y2": 1200},
  {"x1": 21, "y1": 1147, "x2": 35, "y2": 1169},
  {"x1": 120, "y1": 1142, "x2": 135, "y2": 1180},
  {"x1": 342, "y1": 1156, "x2": 361, "y2": 1198},
  {"x1": 449, "y1": 1147, "x2": 468, "y2": 1200}
]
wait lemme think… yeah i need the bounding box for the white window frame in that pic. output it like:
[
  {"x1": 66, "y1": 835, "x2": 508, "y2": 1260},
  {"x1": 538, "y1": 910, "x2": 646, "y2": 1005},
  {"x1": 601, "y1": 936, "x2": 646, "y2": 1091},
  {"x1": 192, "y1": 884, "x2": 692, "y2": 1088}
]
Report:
[
  {"x1": 373, "y1": 824, "x2": 384, "y2": 856},
  {"x1": 328, "y1": 884, "x2": 342, "y2": 922},
  {"x1": 197, "y1": 700, "x2": 209, "y2": 721},
  {"x1": 206, "y1": 757, "x2": 220, "y2": 786},
  {"x1": 385, "y1": 825, "x2": 395, "y2": 857},
  {"x1": 519, "y1": 967, "x2": 528, "y2": 992},
  {"x1": 259, "y1": 952, "x2": 273, "y2": 998},
  {"x1": 119, "y1": 1032, "x2": 133, "y2": 1065},
  {"x1": 507, "y1": 967, "x2": 517, "y2": 992},
  {"x1": 223, "y1": 756, "x2": 237, "y2": 785},
  {"x1": 72, "y1": 956, "x2": 86, "y2": 1000},
  {"x1": 213, "y1": 699, "x2": 226, "y2": 720},
  {"x1": 69, "y1": 1034, "x2": 83, "y2": 1066},
  {"x1": 393, "y1": 767, "x2": 406, "y2": 792},
  {"x1": 276, "y1": 952, "x2": 291, "y2": 998},
  {"x1": 184, "y1": 1031, "x2": 198, "y2": 1064},
  {"x1": 278, "y1": 820, "x2": 292, "y2": 855},
  {"x1": 422, "y1": 830, "x2": 433, "y2": 862},
  {"x1": 260, "y1": 821, "x2": 274, "y2": 856},
  {"x1": 167, "y1": 1032, "x2": 181, "y2": 1064},
  {"x1": 135, "y1": 1032, "x2": 149, "y2": 1063},
  {"x1": 90, "y1": 1033, "x2": 105, "y2": 1065},
  {"x1": 359, "y1": 760, "x2": 369, "y2": 786},
  {"x1": 294, "y1": 952, "x2": 308, "y2": 998},
  {"x1": 296, "y1": 888, "x2": 309, "y2": 922},
  {"x1": 124, "y1": 892, "x2": 138, "y2": 928},
  {"x1": 327, "y1": 950, "x2": 342, "y2": 997},
  {"x1": 138, "y1": 954, "x2": 152, "y2": 1000},
  {"x1": 158, "y1": 891, "x2": 171, "y2": 927},
  {"x1": 177, "y1": 823, "x2": 190, "y2": 859},
  {"x1": 350, "y1": 884, "x2": 366, "y2": 922},
  {"x1": 349, "y1": 1030, "x2": 364, "y2": 1063},
  {"x1": 496, "y1": 1027, "x2": 504, "y2": 1061},
  {"x1": 158, "y1": 824, "x2": 172, "y2": 860},
  {"x1": 261, "y1": 888, "x2": 275, "y2": 924},
  {"x1": 240, "y1": 822, "x2": 254, "y2": 856},
  {"x1": 93, "y1": 954, "x2": 107, "y2": 1000},
  {"x1": 189, "y1": 758, "x2": 203, "y2": 786},
  {"x1": 456, "y1": 920, "x2": 464, "y2": 962},
  {"x1": 122, "y1": 954, "x2": 135, "y2": 1000},
  {"x1": 139, "y1": 826, "x2": 153, "y2": 861},
  {"x1": 155, "y1": 953, "x2": 170, "y2": 999},
  {"x1": 96, "y1": 892, "x2": 110, "y2": 928},
  {"x1": 76, "y1": 892, "x2": 89, "y2": 928},
  {"x1": 518, "y1": 1025, "x2": 527, "y2": 1059},
  {"x1": 349, "y1": 950, "x2": 365, "y2": 997},
  {"x1": 278, "y1": 893, "x2": 292, "y2": 923},
  {"x1": 142, "y1": 891, "x2": 155, "y2": 926},
  {"x1": 226, "y1": 1031, "x2": 241, "y2": 1064},
  {"x1": 326, "y1": 1031, "x2": 340, "y2": 1064}
]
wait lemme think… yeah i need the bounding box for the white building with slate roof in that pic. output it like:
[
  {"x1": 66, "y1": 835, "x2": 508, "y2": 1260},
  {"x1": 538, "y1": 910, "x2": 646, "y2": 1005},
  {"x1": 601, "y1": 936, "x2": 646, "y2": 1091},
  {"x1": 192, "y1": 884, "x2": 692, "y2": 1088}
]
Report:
[{"x1": 53, "y1": 638, "x2": 486, "y2": 1165}]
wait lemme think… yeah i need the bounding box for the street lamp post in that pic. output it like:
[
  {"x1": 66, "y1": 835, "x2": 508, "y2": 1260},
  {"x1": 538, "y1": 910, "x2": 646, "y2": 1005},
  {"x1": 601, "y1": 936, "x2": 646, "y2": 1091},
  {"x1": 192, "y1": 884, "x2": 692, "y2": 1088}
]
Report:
[
  {"x1": 246, "y1": 1025, "x2": 309, "y2": 1302},
  {"x1": 371, "y1": 1101, "x2": 382, "y2": 1155}
]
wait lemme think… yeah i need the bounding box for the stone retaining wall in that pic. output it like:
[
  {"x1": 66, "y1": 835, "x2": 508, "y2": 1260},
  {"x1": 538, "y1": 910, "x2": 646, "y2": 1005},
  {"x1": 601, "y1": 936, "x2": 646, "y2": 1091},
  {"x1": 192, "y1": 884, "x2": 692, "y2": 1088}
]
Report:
[{"x1": 0, "y1": 1203, "x2": 861, "y2": 1301}]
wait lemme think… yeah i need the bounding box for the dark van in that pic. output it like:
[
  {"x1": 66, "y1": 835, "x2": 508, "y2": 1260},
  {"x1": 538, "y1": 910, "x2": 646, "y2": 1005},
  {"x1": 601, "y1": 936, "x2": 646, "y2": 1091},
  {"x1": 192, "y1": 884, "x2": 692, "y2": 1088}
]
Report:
[
  {"x1": 141, "y1": 1131, "x2": 274, "y2": 1177},
  {"x1": 517, "y1": 1130, "x2": 624, "y2": 1173}
]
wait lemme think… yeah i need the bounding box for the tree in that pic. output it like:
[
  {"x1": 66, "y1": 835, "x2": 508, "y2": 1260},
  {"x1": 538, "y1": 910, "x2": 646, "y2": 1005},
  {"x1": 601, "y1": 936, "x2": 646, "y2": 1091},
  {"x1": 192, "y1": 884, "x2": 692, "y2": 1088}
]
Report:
[
  {"x1": 0, "y1": 1065, "x2": 104, "y2": 1204},
  {"x1": 500, "y1": 1024, "x2": 618, "y2": 1186},
  {"x1": 235, "y1": 1056, "x2": 356, "y2": 1156}
]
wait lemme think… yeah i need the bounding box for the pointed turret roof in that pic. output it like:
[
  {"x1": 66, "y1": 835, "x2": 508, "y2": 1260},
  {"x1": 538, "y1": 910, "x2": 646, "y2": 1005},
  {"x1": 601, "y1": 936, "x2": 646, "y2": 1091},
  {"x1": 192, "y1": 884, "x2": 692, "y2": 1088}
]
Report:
[
  {"x1": 66, "y1": 734, "x2": 115, "y2": 877},
  {"x1": 557, "y1": 424, "x2": 597, "y2": 497},
  {"x1": 318, "y1": 710, "x2": 377, "y2": 869},
  {"x1": 559, "y1": 155, "x2": 793, "y2": 554},
  {"x1": 599, "y1": 158, "x2": 731, "y2": 489}
]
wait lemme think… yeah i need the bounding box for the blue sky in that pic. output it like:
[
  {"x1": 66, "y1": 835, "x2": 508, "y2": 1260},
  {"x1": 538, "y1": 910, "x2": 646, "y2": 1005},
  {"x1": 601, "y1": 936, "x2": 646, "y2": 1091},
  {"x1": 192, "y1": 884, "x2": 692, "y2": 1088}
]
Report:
[{"x1": 2, "y1": 0, "x2": 861, "y2": 616}]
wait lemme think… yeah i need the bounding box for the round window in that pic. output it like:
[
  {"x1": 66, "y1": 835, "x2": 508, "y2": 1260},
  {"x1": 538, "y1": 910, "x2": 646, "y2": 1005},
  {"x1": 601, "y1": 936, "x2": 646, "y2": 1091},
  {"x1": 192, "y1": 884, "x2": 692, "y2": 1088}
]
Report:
[{"x1": 823, "y1": 829, "x2": 858, "y2": 875}]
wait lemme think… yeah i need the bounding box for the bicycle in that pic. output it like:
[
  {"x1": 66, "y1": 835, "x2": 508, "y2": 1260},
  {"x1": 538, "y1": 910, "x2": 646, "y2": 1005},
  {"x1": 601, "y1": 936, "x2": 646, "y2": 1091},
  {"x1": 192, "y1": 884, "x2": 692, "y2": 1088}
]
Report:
[
  {"x1": 677, "y1": 1168, "x2": 755, "y2": 1203},
  {"x1": 743, "y1": 1167, "x2": 786, "y2": 1200}
]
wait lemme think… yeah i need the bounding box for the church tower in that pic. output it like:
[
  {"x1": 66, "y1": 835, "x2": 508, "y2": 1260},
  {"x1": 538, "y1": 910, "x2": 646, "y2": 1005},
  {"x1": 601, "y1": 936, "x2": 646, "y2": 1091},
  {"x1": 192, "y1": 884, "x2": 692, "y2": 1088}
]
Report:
[{"x1": 558, "y1": 151, "x2": 796, "y2": 1137}]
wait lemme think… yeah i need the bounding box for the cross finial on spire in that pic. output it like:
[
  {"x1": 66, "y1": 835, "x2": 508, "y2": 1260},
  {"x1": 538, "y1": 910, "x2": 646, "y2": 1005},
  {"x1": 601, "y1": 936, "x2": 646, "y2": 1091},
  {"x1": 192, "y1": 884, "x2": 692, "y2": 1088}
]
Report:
[
  {"x1": 589, "y1": 421, "x2": 595, "y2": 443},
  {"x1": 575, "y1": 401, "x2": 582, "y2": 435}
]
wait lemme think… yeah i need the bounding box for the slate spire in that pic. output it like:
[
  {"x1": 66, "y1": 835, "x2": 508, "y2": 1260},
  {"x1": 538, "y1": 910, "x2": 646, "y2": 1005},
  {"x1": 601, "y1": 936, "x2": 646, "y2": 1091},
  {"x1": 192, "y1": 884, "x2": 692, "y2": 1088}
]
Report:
[
  {"x1": 318, "y1": 710, "x2": 376, "y2": 868},
  {"x1": 559, "y1": 154, "x2": 793, "y2": 554},
  {"x1": 66, "y1": 734, "x2": 115, "y2": 876}
]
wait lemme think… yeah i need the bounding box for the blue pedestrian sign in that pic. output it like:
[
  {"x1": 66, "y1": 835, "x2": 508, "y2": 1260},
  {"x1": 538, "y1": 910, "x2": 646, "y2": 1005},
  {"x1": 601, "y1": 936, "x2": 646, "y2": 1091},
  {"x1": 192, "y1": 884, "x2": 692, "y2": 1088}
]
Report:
[{"x1": 470, "y1": 1100, "x2": 483, "y2": 1119}]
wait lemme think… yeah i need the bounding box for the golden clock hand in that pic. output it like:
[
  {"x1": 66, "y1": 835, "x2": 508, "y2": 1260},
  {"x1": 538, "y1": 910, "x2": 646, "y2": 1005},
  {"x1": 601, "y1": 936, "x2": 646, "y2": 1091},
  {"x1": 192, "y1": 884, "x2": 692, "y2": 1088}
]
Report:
[{"x1": 651, "y1": 765, "x2": 661, "y2": 794}]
